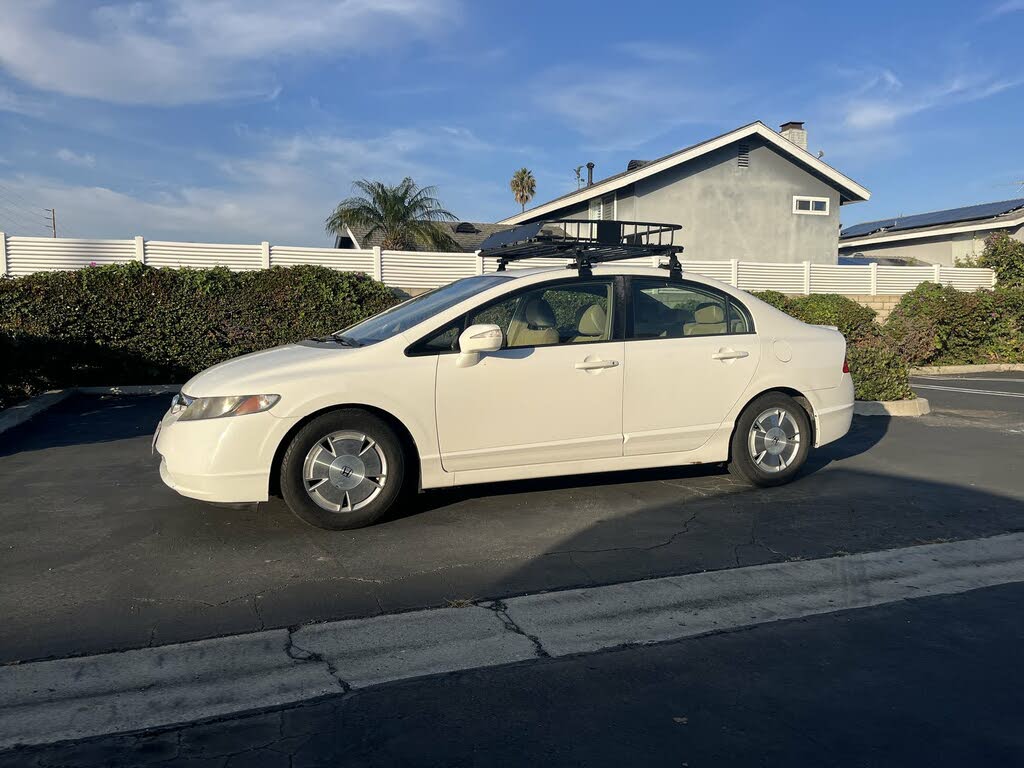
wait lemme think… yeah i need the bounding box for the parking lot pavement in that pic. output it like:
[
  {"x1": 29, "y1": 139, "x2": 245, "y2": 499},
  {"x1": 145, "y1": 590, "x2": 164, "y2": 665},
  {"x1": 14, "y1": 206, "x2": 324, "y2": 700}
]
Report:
[
  {"x1": 5, "y1": 581, "x2": 1023, "y2": 767},
  {"x1": 1, "y1": 389, "x2": 1024, "y2": 663},
  {"x1": 911, "y1": 370, "x2": 1024, "y2": 422}
]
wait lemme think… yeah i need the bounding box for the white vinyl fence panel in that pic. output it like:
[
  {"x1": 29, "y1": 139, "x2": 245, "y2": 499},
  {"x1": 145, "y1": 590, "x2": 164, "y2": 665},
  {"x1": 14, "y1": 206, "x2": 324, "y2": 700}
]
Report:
[
  {"x1": 738, "y1": 262, "x2": 806, "y2": 293},
  {"x1": 270, "y1": 245, "x2": 376, "y2": 276},
  {"x1": 4, "y1": 236, "x2": 136, "y2": 277},
  {"x1": 0, "y1": 232, "x2": 997, "y2": 296},
  {"x1": 144, "y1": 240, "x2": 263, "y2": 270},
  {"x1": 382, "y1": 251, "x2": 477, "y2": 290},
  {"x1": 812, "y1": 264, "x2": 872, "y2": 295}
]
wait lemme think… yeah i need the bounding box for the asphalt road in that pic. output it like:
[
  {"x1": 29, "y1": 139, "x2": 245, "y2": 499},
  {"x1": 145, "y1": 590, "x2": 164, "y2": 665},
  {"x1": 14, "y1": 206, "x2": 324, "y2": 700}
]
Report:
[
  {"x1": 5, "y1": 581, "x2": 1022, "y2": 767},
  {"x1": 1, "y1": 375, "x2": 1023, "y2": 663}
]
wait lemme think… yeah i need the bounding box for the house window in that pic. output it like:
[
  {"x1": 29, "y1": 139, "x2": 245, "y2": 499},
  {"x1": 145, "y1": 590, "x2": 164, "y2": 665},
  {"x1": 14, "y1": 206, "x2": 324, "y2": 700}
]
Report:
[{"x1": 793, "y1": 196, "x2": 829, "y2": 216}]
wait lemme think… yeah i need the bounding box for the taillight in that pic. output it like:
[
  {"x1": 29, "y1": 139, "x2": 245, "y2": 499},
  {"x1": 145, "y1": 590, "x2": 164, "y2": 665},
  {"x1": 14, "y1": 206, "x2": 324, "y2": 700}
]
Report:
[{"x1": 842, "y1": 358, "x2": 850, "y2": 373}]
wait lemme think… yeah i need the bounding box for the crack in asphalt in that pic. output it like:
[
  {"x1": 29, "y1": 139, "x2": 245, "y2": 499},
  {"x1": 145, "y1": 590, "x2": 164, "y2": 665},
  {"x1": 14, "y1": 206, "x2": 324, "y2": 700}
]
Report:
[
  {"x1": 477, "y1": 599, "x2": 550, "y2": 658},
  {"x1": 283, "y1": 628, "x2": 352, "y2": 694},
  {"x1": 548, "y1": 510, "x2": 701, "y2": 557}
]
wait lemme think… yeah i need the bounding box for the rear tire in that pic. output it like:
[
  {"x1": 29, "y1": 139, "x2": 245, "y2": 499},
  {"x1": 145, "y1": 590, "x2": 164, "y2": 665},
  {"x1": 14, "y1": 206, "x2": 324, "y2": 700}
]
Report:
[
  {"x1": 728, "y1": 393, "x2": 810, "y2": 487},
  {"x1": 280, "y1": 409, "x2": 406, "y2": 530}
]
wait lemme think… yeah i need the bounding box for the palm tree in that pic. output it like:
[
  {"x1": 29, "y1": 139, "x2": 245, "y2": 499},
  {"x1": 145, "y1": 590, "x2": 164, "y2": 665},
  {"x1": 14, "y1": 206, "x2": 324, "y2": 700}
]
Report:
[
  {"x1": 325, "y1": 178, "x2": 458, "y2": 251},
  {"x1": 510, "y1": 168, "x2": 536, "y2": 212}
]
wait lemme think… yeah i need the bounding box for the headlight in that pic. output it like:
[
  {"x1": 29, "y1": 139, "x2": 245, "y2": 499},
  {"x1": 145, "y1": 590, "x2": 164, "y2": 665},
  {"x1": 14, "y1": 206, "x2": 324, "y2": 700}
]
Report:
[{"x1": 176, "y1": 393, "x2": 280, "y2": 421}]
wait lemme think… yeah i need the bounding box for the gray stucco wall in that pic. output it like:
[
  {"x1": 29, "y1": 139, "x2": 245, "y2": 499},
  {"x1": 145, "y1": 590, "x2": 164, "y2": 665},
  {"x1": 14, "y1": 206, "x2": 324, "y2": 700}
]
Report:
[
  {"x1": 839, "y1": 224, "x2": 1023, "y2": 267},
  {"x1": 527, "y1": 138, "x2": 847, "y2": 264}
]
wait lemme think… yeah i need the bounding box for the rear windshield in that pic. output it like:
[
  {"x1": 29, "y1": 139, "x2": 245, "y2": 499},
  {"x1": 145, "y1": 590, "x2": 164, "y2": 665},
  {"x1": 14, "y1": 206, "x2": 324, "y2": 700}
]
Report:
[{"x1": 337, "y1": 274, "x2": 512, "y2": 346}]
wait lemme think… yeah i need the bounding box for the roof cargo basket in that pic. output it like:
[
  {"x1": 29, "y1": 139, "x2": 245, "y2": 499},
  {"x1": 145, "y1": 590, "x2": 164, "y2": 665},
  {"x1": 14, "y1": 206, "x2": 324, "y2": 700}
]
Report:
[{"x1": 480, "y1": 219, "x2": 685, "y2": 277}]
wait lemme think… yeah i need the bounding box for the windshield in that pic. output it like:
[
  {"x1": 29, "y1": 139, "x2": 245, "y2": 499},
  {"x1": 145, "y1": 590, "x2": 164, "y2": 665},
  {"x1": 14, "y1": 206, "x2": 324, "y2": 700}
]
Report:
[{"x1": 337, "y1": 274, "x2": 513, "y2": 346}]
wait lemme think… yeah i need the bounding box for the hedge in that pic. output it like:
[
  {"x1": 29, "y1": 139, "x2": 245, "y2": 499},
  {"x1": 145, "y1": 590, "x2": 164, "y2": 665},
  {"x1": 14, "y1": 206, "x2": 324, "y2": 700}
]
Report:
[
  {"x1": 884, "y1": 282, "x2": 1024, "y2": 366},
  {"x1": 0, "y1": 262, "x2": 398, "y2": 408}
]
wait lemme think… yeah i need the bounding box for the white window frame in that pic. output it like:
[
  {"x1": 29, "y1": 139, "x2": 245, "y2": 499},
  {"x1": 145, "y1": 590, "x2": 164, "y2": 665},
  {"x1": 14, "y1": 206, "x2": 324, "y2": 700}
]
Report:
[
  {"x1": 793, "y1": 195, "x2": 830, "y2": 216},
  {"x1": 588, "y1": 198, "x2": 603, "y2": 220}
]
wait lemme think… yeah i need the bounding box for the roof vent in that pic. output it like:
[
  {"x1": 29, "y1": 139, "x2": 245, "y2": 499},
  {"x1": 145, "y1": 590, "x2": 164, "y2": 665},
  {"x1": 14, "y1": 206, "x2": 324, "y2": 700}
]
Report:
[
  {"x1": 627, "y1": 159, "x2": 649, "y2": 172},
  {"x1": 737, "y1": 143, "x2": 750, "y2": 168},
  {"x1": 453, "y1": 222, "x2": 479, "y2": 234}
]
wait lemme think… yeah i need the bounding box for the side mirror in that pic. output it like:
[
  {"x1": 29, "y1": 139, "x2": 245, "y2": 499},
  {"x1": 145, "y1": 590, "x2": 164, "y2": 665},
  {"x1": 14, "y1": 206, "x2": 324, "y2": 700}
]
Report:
[{"x1": 456, "y1": 324, "x2": 503, "y2": 368}]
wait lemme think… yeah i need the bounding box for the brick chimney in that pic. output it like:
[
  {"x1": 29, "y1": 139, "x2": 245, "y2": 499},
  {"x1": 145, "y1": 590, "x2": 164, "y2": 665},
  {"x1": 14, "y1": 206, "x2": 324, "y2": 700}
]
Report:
[{"x1": 779, "y1": 121, "x2": 807, "y2": 150}]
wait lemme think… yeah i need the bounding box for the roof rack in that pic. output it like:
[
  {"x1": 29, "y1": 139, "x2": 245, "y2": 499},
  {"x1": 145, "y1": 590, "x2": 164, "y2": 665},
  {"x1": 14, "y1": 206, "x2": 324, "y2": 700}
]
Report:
[{"x1": 480, "y1": 219, "x2": 685, "y2": 277}]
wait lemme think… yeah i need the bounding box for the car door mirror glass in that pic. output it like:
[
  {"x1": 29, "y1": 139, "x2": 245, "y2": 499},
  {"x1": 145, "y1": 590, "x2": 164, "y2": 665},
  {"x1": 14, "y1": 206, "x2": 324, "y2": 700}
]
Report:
[{"x1": 456, "y1": 324, "x2": 504, "y2": 367}]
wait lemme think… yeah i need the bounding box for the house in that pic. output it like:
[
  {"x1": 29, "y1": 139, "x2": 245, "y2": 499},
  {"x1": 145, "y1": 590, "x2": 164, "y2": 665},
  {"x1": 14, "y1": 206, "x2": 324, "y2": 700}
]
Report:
[
  {"x1": 335, "y1": 221, "x2": 512, "y2": 252},
  {"x1": 839, "y1": 198, "x2": 1024, "y2": 267},
  {"x1": 498, "y1": 121, "x2": 870, "y2": 265}
]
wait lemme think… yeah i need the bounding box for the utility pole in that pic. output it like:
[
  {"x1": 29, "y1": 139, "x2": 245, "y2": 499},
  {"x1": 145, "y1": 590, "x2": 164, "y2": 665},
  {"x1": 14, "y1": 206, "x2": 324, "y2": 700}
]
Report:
[{"x1": 44, "y1": 208, "x2": 56, "y2": 238}]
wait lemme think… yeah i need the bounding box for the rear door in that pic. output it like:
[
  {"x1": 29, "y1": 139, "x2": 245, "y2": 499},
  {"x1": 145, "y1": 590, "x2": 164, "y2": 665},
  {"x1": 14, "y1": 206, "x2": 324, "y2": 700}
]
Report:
[{"x1": 622, "y1": 277, "x2": 760, "y2": 455}]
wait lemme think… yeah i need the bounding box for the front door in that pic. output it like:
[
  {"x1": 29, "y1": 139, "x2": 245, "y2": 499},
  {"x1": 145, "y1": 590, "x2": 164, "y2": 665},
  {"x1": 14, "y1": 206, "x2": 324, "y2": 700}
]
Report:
[
  {"x1": 622, "y1": 277, "x2": 761, "y2": 455},
  {"x1": 434, "y1": 277, "x2": 624, "y2": 472}
]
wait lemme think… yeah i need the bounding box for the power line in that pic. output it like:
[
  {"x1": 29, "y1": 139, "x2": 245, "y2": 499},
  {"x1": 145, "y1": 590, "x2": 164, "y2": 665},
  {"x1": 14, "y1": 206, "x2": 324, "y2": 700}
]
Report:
[
  {"x1": 0, "y1": 205, "x2": 50, "y2": 236},
  {"x1": 0, "y1": 181, "x2": 44, "y2": 211},
  {"x1": 0, "y1": 190, "x2": 48, "y2": 223}
]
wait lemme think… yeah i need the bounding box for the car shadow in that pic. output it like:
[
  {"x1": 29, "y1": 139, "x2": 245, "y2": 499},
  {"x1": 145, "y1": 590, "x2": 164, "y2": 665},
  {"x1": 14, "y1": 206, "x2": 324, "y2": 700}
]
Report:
[{"x1": 402, "y1": 414, "x2": 890, "y2": 520}]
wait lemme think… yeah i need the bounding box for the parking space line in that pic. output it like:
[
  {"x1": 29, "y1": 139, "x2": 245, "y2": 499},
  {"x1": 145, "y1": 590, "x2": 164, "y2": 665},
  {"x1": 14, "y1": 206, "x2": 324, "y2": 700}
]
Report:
[
  {"x1": 912, "y1": 376, "x2": 1024, "y2": 384},
  {"x1": 912, "y1": 384, "x2": 1024, "y2": 398},
  {"x1": 4, "y1": 533, "x2": 1024, "y2": 749}
]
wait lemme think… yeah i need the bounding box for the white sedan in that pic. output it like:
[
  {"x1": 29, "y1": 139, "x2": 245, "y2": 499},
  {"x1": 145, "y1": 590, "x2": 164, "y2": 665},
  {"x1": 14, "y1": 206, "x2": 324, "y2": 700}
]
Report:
[{"x1": 155, "y1": 264, "x2": 853, "y2": 529}]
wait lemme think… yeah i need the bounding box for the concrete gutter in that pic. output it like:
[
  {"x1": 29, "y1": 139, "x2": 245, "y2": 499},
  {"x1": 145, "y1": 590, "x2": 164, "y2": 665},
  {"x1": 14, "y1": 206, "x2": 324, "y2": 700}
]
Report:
[
  {"x1": 910, "y1": 363, "x2": 1024, "y2": 375},
  {"x1": 0, "y1": 385, "x2": 180, "y2": 438},
  {"x1": 3, "y1": 532, "x2": 1024, "y2": 749},
  {"x1": 854, "y1": 398, "x2": 930, "y2": 417},
  {"x1": 0, "y1": 390, "x2": 75, "y2": 437}
]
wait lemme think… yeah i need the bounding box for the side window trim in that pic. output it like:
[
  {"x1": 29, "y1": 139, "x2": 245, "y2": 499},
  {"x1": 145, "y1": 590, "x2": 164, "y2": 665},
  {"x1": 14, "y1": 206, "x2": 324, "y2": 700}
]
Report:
[
  {"x1": 623, "y1": 276, "x2": 756, "y2": 342},
  {"x1": 406, "y1": 275, "x2": 625, "y2": 356}
]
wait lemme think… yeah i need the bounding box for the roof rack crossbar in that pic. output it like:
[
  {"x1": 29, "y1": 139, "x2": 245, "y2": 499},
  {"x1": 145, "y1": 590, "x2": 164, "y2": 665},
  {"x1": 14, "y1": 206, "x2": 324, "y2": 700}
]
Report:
[{"x1": 480, "y1": 219, "x2": 684, "y2": 274}]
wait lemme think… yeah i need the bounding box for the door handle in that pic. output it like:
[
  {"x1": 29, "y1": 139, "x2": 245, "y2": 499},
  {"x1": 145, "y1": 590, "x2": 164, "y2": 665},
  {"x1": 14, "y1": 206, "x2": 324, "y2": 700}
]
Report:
[
  {"x1": 711, "y1": 349, "x2": 749, "y2": 360},
  {"x1": 574, "y1": 359, "x2": 619, "y2": 370}
]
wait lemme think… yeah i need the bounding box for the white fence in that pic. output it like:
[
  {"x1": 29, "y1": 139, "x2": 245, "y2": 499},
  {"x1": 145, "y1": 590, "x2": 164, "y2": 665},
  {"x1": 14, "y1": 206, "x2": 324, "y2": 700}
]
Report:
[{"x1": 0, "y1": 233, "x2": 997, "y2": 296}]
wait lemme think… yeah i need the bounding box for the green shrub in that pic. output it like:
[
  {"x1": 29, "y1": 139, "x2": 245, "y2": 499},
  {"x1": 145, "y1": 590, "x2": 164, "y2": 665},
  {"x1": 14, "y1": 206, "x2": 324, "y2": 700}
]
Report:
[
  {"x1": 0, "y1": 262, "x2": 398, "y2": 407},
  {"x1": 847, "y1": 336, "x2": 914, "y2": 401},
  {"x1": 977, "y1": 231, "x2": 1024, "y2": 288},
  {"x1": 885, "y1": 282, "x2": 1024, "y2": 365},
  {"x1": 750, "y1": 290, "x2": 792, "y2": 312},
  {"x1": 883, "y1": 311, "x2": 939, "y2": 366},
  {"x1": 785, "y1": 294, "x2": 877, "y2": 341}
]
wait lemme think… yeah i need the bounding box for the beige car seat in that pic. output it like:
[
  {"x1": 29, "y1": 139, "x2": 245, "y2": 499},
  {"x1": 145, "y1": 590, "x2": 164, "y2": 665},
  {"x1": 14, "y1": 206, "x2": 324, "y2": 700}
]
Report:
[
  {"x1": 682, "y1": 302, "x2": 728, "y2": 336},
  {"x1": 571, "y1": 304, "x2": 609, "y2": 342},
  {"x1": 507, "y1": 297, "x2": 560, "y2": 347}
]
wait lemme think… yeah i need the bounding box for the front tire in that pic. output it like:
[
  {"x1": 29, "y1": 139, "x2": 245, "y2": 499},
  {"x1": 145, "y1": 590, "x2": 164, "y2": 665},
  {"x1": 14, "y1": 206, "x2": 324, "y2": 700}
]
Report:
[
  {"x1": 728, "y1": 393, "x2": 810, "y2": 487},
  {"x1": 280, "y1": 409, "x2": 406, "y2": 530}
]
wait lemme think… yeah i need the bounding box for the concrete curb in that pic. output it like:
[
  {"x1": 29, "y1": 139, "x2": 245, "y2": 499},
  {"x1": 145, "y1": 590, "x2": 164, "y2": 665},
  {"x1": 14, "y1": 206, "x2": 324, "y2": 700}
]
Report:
[
  {"x1": 910, "y1": 363, "x2": 1024, "y2": 375},
  {"x1": 0, "y1": 385, "x2": 180, "y2": 438},
  {"x1": 854, "y1": 398, "x2": 930, "y2": 417},
  {"x1": 3, "y1": 533, "x2": 1024, "y2": 749},
  {"x1": 0, "y1": 390, "x2": 75, "y2": 437}
]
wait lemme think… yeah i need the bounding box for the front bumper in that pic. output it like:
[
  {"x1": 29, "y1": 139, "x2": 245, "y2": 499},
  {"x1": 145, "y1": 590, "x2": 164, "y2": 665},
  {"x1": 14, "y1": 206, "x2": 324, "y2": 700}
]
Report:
[{"x1": 154, "y1": 403, "x2": 297, "y2": 503}]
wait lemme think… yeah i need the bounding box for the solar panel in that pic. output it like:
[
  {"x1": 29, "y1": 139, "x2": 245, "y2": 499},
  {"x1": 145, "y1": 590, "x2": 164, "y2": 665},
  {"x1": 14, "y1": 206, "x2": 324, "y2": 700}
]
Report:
[{"x1": 842, "y1": 198, "x2": 1024, "y2": 238}]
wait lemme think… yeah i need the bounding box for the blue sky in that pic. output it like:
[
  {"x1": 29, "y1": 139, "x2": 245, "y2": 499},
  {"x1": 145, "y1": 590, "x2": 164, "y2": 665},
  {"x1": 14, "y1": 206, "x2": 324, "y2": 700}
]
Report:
[{"x1": 0, "y1": 0, "x2": 1021, "y2": 245}]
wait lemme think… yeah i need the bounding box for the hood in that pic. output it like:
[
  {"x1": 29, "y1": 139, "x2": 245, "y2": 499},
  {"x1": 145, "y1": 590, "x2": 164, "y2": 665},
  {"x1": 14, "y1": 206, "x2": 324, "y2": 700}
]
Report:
[{"x1": 182, "y1": 342, "x2": 358, "y2": 397}]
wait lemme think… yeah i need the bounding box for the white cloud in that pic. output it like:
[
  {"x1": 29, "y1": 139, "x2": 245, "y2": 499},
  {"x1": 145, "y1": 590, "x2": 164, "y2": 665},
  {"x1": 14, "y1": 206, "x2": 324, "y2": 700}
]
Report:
[
  {"x1": 983, "y1": 0, "x2": 1024, "y2": 19},
  {"x1": 533, "y1": 65, "x2": 737, "y2": 150},
  {"x1": 0, "y1": 0, "x2": 458, "y2": 105},
  {"x1": 842, "y1": 68, "x2": 1020, "y2": 131},
  {"x1": 55, "y1": 148, "x2": 96, "y2": 168},
  {"x1": 0, "y1": 124, "x2": 513, "y2": 243}
]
